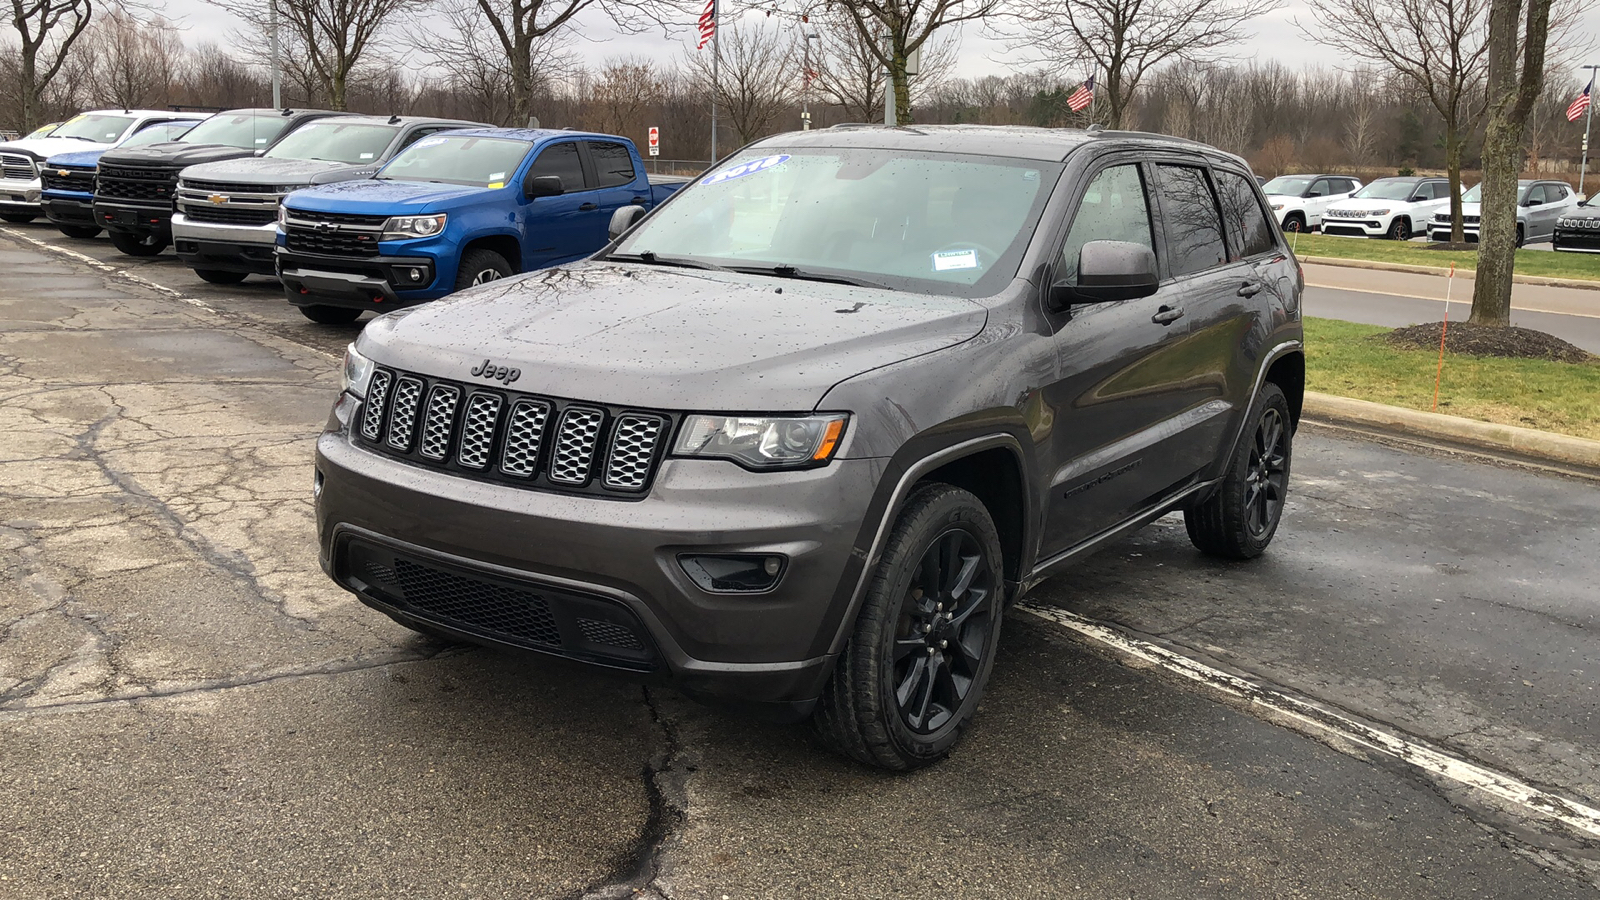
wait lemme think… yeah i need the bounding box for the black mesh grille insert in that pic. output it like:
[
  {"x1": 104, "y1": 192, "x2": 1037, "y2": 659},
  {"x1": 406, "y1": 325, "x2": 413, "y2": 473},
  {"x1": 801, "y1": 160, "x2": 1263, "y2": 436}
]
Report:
[
  {"x1": 393, "y1": 559, "x2": 562, "y2": 647},
  {"x1": 41, "y1": 168, "x2": 94, "y2": 192},
  {"x1": 184, "y1": 205, "x2": 277, "y2": 226},
  {"x1": 97, "y1": 165, "x2": 178, "y2": 201}
]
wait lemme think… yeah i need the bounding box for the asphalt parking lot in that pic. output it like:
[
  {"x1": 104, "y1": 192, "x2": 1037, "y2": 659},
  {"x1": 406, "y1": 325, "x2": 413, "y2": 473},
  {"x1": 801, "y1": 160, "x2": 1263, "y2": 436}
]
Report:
[{"x1": 3, "y1": 221, "x2": 1599, "y2": 898}]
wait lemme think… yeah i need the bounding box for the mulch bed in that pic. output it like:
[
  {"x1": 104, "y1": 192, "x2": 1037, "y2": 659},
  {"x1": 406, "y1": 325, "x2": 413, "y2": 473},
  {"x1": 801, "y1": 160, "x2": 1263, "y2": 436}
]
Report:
[{"x1": 1382, "y1": 322, "x2": 1596, "y2": 363}]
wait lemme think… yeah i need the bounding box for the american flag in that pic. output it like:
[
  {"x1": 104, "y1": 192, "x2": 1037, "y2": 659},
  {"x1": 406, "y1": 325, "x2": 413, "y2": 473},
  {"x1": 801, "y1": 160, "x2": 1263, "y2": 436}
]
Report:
[
  {"x1": 1067, "y1": 75, "x2": 1095, "y2": 112},
  {"x1": 1568, "y1": 79, "x2": 1592, "y2": 122},
  {"x1": 697, "y1": 0, "x2": 716, "y2": 50}
]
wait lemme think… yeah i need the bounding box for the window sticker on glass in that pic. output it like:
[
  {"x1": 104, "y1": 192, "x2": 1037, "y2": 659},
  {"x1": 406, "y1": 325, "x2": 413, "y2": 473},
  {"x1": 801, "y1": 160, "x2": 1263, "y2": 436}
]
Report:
[
  {"x1": 488, "y1": 172, "x2": 506, "y2": 181},
  {"x1": 360, "y1": 152, "x2": 375, "y2": 159},
  {"x1": 700, "y1": 154, "x2": 790, "y2": 186},
  {"x1": 415, "y1": 138, "x2": 448, "y2": 149},
  {"x1": 932, "y1": 249, "x2": 979, "y2": 271},
  {"x1": 255, "y1": 137, "x2": 269, "y2": 143}
]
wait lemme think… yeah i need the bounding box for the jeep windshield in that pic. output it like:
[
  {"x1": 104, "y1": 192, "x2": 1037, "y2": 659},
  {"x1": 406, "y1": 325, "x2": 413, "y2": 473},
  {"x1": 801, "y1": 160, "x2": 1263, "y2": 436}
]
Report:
[
  {"x1": 49, "y1": 114, "x2": 137, "y2": 144},
  {"x1": 266, "y1": 121, "x2": 397, "y2": 164},
  {"x1": 377, "y1": 135, "x2": 530, "y2": 187},
  {"x1": 608, "y1": 148, "x2": 1060, "y2": 298},
  {"x1": 179, "y1": 114, "x2": 293, "y2": 150},
  {"x1": 1261, "y1": 176, "x2": 1312, "y2": 196},
  {"x1": 1352, "y1": 181, "x2": 1423, "y2": 201}
]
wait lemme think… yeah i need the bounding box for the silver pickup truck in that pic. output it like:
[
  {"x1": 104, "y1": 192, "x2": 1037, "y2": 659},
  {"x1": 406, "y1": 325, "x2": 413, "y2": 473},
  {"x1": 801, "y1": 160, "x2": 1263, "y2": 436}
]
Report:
[{"x1": 172, "y1": 115, "x2": 484, "y2": 284}]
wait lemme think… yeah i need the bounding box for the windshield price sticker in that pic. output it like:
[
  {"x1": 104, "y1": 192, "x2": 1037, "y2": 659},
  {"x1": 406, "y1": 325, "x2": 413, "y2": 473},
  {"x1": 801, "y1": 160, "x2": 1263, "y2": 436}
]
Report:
[
  {"x1": 415, "y1": 138, "x2": 449, "y2": 149},
  {"x1": 932, "y1": 249, "x2": 979, "y2": 271},
  {"x1": 701, "y1": 154, "x2": 790, "y2": 186}
]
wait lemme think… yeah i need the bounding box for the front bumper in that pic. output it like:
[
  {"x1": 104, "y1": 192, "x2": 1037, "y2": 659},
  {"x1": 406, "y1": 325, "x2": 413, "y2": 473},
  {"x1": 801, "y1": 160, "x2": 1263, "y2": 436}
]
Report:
[
  {"x1": 40, "y1": 191, "x2": 95, "y2": 226},
  {"x1": 315, "y1": 423, "x2": 882, "y2": 716},
  {"x1": 1320, "y1": 216, "x2": 1390, "y2": 237},
  {"x1": 0, "y1": 176, "x2": 42, "y2": 212},
  {"x1": 1553, "y1": 229, "x2": 1600, "y2": 253},
  {"x1": 94, "y1": 199, "x2": 172, "y2": 237},
  {"x1": 278, "y1": 248, "x2": 442, "y2": 310},
  {"x1": 173, "y1": 214, "x2": 279, "y2": 275},
  {"x1": 1428, "y1": 223, "x2": 1480, "y2": 242}
]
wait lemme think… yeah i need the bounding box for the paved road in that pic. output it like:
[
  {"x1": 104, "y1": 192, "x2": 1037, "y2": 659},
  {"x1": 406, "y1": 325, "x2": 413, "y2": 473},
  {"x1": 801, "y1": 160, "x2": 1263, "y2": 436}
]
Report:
[
  {"x1": 3, "y1": 222, "x2": 1598, "y2": 898},
  {"x1": 1302, "y1": 262, "x2": 1600, "y2": 353}
]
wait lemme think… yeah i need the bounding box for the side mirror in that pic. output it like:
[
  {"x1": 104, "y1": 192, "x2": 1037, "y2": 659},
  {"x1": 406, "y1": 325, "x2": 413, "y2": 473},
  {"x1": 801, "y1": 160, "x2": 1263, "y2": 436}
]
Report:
[
  {"x1": 608, "y1": 204, "x2": 647, "y2": 240},
  {"x1": 1049, "y1": 241, "x2": 1159, "y2": 310},
  {"x1": 1522, "y1": 197, "x2": 1539, "y2": 207},
  {"x1": 525, "y1": 175, "x2": 563, "y2": 199},
  {"x1": 1306, "y1": 191, "x2": 1322, "y2": 198}
]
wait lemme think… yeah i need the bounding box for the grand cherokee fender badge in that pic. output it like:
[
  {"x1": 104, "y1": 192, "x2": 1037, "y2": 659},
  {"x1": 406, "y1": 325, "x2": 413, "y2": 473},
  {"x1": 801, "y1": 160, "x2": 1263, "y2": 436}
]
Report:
[{"x1": 470, "y1": 358, "x2": 521, "y2": 384}]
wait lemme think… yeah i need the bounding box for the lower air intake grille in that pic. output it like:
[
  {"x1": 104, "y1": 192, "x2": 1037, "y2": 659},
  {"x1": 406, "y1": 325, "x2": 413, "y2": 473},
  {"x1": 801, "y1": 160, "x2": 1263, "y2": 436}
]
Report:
[
  {"x1": 393, "y1": 558, "x2": 562, "y2": 647},
  {"x1": 356, "y1": 367, "x2": 674, "y2": 498}
]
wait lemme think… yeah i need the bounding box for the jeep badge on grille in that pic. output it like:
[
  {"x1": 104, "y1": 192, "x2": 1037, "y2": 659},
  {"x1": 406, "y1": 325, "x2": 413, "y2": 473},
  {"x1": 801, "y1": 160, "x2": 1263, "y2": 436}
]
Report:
[{"x1": 470, "y1": 359, "x2": 521, "y2": 384}]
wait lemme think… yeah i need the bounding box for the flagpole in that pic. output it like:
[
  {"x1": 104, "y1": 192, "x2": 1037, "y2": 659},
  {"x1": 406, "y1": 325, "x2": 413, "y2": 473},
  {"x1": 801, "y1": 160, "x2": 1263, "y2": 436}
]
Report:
[
  {"x1": 710, "y1": 0, "x2": 720, "y2": 163},
  {"x1": 1580, "y1": 67, "x2": 1597, "y2": 202}
]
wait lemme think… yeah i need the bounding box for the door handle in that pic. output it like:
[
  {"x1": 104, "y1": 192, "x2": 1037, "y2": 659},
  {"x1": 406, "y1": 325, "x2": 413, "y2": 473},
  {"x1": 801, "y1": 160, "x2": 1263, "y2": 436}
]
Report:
[
  {"x1": 630, "y1": 197, "x2": 646, "y2": 204},
  {"x1": 1151, "y1": 306, "x2": 1185, "y2": 325},
  {"x1": 579, "y1": 202, "x2": 598, "y2": 211},
  {"x1": 1238, "y1": 281, "x2": 1264, "y2": 297}
]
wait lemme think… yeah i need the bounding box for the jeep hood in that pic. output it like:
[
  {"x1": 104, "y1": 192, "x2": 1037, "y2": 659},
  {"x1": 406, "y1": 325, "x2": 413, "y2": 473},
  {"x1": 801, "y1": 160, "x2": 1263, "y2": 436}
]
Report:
[
  {"x1": 281, "y1": 178, "x2": 491, "y2": 215},
  {"x1": 180, "y1": 156, "x2": 379, "y2": 187},
  {"x1": 98, "y1": 142, "x2": 259, "y2": 169},
  {"x1": 359, "y1": 262, "x2": 988, "y2": 411}
]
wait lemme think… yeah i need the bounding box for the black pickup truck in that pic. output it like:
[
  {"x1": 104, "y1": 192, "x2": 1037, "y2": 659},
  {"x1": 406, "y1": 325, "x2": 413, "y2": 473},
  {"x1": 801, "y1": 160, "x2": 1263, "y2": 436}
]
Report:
[{"x1": 93, "y1": 108, "x2": 348, "y2": 257}]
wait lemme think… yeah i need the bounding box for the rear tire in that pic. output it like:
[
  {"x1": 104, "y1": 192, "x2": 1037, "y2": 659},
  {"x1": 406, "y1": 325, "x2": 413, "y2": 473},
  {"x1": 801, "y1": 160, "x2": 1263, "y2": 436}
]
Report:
[
  {"x1": 0, "y1": 212, "x2": 36, "y2": 224},
  {"x1": 107, "y1": 229, "x2": 167, "y2": 256},
  {"x1": 298, "y1": 304, "x2": 363, "y2": 325},
  {"x1": 58, "y1": 224, "x2": 102, "y2": 239},
  {"x1": 1185, "y1": 382, "x2": 1293, "y2": 560},
  {"x1": 194, "y1": 268, "x2": 249, "y2": 285},
  {"x1": 1515, "y1": 224, "x2": 1525, "y2": 248},
  {"x1": 454, "y1": 248, "x2": 513, "y2": 291},
  {"x1": 813, "y1": 483, "x2": 1005, "y2": 771}
]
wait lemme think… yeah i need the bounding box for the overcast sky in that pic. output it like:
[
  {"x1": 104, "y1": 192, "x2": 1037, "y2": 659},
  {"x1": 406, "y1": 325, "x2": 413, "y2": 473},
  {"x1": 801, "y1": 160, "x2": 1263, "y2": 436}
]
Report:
[{"x1": 162, "y1": 0, "x2": 1600, "y2": 85}]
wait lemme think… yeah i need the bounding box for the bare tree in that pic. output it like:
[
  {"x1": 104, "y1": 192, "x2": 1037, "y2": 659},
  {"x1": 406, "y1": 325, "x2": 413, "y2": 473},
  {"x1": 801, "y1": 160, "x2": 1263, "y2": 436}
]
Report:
[
  {"x1": 807, "y1": 11, "x2": 954, "y2": 124},
  {"x1": 1007, "y1": 0, "x2": 1280, "y2": 129},
  {"x1": 213, "y1": 0, "x2": 421, "y2": 109},
  {"x1": 684, "y1": 19, "x2": 794, "y2": 143},
  {"x1": 1469, "y1": 0, "x2": 1555, "y2": 327},
  {"x1": 408, "y1": 0, "x2": 572, "y2": 125},
  {"x1": 83, "y1": 7, "x2": 182, "y2": 109},
  {"x1": 6, "y1": 0, "x2": 93, "y2": 129},
  {"x1": 810, "y1": 0, "x2": 994, "y2": 126},
  {"x1": 584, "y1": 56, "x2": 665, "y2": 142},
  {"x1": 1343, "y1": 72, "x2": 1382, "y2": 166}
]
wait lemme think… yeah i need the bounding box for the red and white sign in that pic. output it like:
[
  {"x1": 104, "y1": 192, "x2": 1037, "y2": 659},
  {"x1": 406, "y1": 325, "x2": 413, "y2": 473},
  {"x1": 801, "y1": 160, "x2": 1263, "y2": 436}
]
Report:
[{"x1": 647, "y1": 126, "x2": 660, "y2": 157}]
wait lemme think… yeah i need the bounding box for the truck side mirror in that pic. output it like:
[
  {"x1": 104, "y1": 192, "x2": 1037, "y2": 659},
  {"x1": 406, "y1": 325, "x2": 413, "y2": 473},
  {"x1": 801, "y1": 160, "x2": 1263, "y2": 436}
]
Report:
[
  {"x1": 1049, "y1": 241, "x2": 1159, "y2": 310},
  {"x1": 608, "y1": 205, "x2": 647, "y2": 240},
  {"x1": 525, "y1": 175, "x2": 563, "y2": 199}
]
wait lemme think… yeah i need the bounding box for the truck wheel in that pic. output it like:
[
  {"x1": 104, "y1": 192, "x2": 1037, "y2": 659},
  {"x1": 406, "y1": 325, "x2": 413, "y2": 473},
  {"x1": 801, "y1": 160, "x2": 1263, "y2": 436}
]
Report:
[
  {"x1": 194, "y1": 269, "x2": 249, "y2": 285},
  {"x1": 455, "y1": 248, "x2": 513, "y2": 290},
  {"x1": 1281, "y1": 213, "x2": 1306, "y2": 233},
  {"x1": 58, "y1": 224, "x2": 102, "y2": 239},
  {"x1": 1185, "y1": 382, "x2": 1292, "y2": 560},
  {"x1": 107, "y1": 229, "x2": 167, "y2": 257},
  {"x1": 0, "y1": 212, "x2": 36, "y2": 224},
  {"x1": 298, "y1": 304, "x2": 363, "y2": 325},
  {"x1": 813, "y1": 483, "x2": 1004, "y2": 771}
]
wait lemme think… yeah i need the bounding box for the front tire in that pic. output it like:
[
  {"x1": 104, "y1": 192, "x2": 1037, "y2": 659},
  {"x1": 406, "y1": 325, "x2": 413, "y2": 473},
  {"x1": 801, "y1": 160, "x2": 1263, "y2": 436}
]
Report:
[
  {"x1": 813, "y1": 484, "x2": 1005, "y2": 770},
  {"x1": 1185, "y1": 382, "x2": 1292, "y2": 559},
  {"x1": 454, "y1": 248, "x2": 513, "y2": 290},
  {"x1": 1282, "y1": 213, "x2": 1306, "y2": 233},
  {"x1": 58, "y1": 224, "x2": 102, "y2": 239},
  {"x1": 0, "y1": 212, "x2": 36, "y2": 224},
  {"x1": 1387, "y1": 217, "x2": 1411, "y2": 241},
  {"x1": 297, "y1": 304, "x2": 363, "y2": 325},
  {"x1": 107, "y1": 229, "x2": 167, "y2": 256},
  {"x1": 194, "y1": 268, "x2": 249, "y2": 285}
]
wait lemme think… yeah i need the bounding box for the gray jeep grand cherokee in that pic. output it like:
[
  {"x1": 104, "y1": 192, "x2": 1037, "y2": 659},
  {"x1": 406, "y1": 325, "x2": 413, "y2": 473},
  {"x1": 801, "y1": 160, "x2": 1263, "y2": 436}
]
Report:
[{"x1": 315, "y1": 125, "x2": 1304, "y2": 770}]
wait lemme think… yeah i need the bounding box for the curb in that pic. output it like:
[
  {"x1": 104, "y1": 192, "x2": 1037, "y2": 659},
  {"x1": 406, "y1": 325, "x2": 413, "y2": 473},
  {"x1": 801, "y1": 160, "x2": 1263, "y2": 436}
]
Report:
[
  {"x1": 1303, "y1": 391, "x2": 1600, "y2": 472},
  {"x1": 1299, "y1": 255, "x2": 1600, "y2": 292}
]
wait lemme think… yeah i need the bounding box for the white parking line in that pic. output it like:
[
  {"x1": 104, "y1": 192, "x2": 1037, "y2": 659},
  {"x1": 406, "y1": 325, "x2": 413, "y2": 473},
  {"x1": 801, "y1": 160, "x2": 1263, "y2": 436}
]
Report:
[
  {"x1": 1018, "y1": 602, "x2": 1600, "y2": 840},
  {"x1": 1304, "y1": 281, "x2": 1600, "y2": 319},
  {"x1": 2, "y1": 225, "x2": 218, "y2": 312}
]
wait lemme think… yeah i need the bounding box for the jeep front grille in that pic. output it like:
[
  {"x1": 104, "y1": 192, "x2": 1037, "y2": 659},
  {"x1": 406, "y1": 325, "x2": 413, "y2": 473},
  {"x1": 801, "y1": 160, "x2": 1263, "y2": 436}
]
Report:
[
  {"x1": 41, "y1": 166, "x2": 94, "y2": 193},
  {"x1": 0, "y1": 153, "x2": 36, "y2": 181},
  {"x1": 96, "y1": 165, "x2": 178, "y2": 202},
  {"x1": 357, "y1": 367, "x2": 673, "y2": 498}
]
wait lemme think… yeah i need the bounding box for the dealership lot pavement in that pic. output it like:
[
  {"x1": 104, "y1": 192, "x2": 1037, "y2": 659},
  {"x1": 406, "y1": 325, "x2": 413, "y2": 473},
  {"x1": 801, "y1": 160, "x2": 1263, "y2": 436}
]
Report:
[{"x1": 2, "y1": 223, "x2": 1598, "y2": 898}]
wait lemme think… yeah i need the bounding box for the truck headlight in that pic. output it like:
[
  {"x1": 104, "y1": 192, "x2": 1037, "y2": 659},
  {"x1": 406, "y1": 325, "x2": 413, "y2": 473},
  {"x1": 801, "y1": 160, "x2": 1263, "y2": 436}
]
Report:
[
  {"x1": 342, "y1": 343, "x2": 375, "y2": 398},
  {"x1": 278, "y1": 205, "x2": 290, "y2": 227},
  {"x1": 673, "y1": 414, "x2": 847, "y2": 469},
  {"x1": 381, "y1": 214, "x2": 447, "y2": 240}
]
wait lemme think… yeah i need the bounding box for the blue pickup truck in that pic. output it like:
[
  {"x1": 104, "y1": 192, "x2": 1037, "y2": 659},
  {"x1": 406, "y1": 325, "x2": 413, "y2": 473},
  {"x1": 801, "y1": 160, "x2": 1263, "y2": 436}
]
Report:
[
  {"x1": 275, "y1": 128, "x2": 688, "y2": 324},
  {"x1": 38, "y1": 119, "x2": 203, "y2": 238}
]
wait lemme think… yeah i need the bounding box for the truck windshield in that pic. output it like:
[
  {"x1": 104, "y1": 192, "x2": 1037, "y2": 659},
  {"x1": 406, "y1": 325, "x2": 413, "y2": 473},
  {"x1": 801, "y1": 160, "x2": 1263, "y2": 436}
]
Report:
[
  {"x1": 1261, "y1": 176, "x2": 1312, "y2": 196},
  {"x1": 179, "y1": 114, "x2": 293, "y2": 150},
  {"x1": 122, "y1": 121, "x2": 199, "y2": 147},
  {"x1": 378, "y1": 135, "x2": 530, "y2": 187},
  {"x1": 49, "y1": 114, "x2": 136, "y2": 143},
  {"x1": 609, "y1": 148, "x2": 1060, "y2": 298},
  {"x1": 266, "y1": 122, "x2": 397, "y2": 164}
]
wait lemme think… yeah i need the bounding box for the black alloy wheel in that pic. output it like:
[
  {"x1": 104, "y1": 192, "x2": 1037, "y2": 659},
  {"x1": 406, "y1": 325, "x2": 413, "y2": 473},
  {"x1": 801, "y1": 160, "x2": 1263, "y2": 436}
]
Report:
[
  {"x1": 1185, "y1": 382, "x2": 1293, "y2": 559},
  {"x1": 1388, "y1": 217, "x2": 1411, "y2": 241},
  {"x1": 814, "y1": 483, "x2": 1005, "y2": 770}
]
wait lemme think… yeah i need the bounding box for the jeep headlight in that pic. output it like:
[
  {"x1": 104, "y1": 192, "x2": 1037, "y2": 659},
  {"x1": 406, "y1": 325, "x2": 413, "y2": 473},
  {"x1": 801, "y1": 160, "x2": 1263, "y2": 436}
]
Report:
[
  {"x1": 1270, "y1": 203, "x2": 1284, "y2": 211},
  {"x1": 673, "y1": 414, "x2": 847, "y2": 469},
  {"x1": 381, "y1": 214, "x2": 446, "y2": 240},
  {"x1": 1370, "y1": 208, "x2": 1391, "y2": 216},
  {"x1": 342, "y1": 343, "x2": 375, "y2": 398}
]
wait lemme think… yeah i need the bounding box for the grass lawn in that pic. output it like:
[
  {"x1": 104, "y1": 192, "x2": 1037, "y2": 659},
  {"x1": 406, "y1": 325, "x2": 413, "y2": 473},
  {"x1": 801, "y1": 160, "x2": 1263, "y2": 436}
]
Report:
[
  {"x1": 1304, "y1": 317, "x2": 1600, "y2": 440},
  {"x1": 1288, "y1": 232, "x2": 1600, "y2": 283}
]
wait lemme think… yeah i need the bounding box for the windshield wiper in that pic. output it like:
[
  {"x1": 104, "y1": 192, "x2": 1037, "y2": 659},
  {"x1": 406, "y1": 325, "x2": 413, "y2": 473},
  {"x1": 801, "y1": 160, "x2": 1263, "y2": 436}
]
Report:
[
  {"x1": 728, "y1": 264, "x2": 889, "y2": 290},
  {"x1": 610, "y1": 251, "x2": 730, "y2": 272}
]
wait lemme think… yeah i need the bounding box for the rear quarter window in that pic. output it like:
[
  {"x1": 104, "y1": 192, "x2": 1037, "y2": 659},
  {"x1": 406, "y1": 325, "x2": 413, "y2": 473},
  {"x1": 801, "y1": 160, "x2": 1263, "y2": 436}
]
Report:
[{"x1": 1215, "y1": 170, "x2": 1278, "y2": 259}]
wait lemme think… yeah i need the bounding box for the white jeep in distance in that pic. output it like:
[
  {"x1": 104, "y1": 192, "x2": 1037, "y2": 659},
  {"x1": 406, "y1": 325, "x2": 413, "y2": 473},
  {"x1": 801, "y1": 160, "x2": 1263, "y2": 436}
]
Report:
[
  {"x1": 1261, "y1": 174, "x2": 1362, "y2": 233},
  {"x1": 1321, "y1": 176, "x2": 1455, "y2": 241}
]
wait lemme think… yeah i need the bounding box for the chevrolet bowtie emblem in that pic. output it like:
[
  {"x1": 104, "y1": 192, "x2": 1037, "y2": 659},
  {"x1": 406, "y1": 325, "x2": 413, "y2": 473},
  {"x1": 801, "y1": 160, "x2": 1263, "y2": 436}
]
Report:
[
  {"x1": 207, "y1": 194, "x2": 228, "y2": 205},
  {"x1": 56, "y1": 169, "x2": 68, "y2": 177}
]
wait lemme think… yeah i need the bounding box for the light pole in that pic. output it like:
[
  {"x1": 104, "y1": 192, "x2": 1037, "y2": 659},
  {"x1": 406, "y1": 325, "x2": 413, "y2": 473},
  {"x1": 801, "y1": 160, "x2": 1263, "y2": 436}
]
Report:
[
  {"x1": 268, "y1": 0, "x2": 282, "y2": 109},
  {"x1": 1579, "y1": 64, "x2": 1597, "y2": 202},
  {"x1": 802, "y1": 32, "x2": 818, "y2": 130}
]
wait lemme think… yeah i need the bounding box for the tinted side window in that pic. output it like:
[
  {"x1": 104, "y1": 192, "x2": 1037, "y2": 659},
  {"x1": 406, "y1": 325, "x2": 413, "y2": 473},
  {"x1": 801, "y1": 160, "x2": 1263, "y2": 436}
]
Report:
[
  {"x1": 1156, "y1": 165, "x2": 1228, "y2": 277},
  {"x1": 1058, "y1": 164, "x2": 1153, "y2": 286},
  {"x1": 589, "y1": 141, "x2": 636, "y2": 188},
  {"x1": 1215, "y1": 170, "x2": 1277, "y2": 258},
  {"x1": 528, "y1": 141, "x2": 585, "y2": 193},
  {"x1": 1337, "y1": 179, "x2": 1357, "y2": 193},
  {"x1": 1309, "y1": 179, "x2": 1331, "y2": 197}
]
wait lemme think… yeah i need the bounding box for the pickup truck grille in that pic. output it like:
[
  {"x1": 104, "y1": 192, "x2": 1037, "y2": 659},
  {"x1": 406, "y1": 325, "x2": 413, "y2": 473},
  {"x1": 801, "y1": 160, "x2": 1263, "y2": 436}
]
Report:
[
  {"x1": 41, "y1": 167, "x2": 95, "y2": 193},
  {"x1": 283, "y1": 209, "x2": 387, "y2": 257},
  {"x1": 177, "y1": 179, "x2": 290, "y2": 227},
  {"x1": 1, "y1": 153, "x2": 37, "y2": 181},
  {"x1": 97, "y1": 165, "x2": 178, "y2": 202},
  {"x1": 357, "y1": 366, "x2": 673, "y2": 498}
]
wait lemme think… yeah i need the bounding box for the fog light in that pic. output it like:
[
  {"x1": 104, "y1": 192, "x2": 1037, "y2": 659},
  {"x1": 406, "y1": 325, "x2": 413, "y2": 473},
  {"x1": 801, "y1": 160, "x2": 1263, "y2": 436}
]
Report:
[
  {"x1": 406, "y1": 268, "x2": 423, "y2": 282},
  {"x1": 679, "y1": 554, "x2": 787, "y2": 593},
  {"x1": 313, "y1": 469, "x2": 324, "y2": 500}
]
